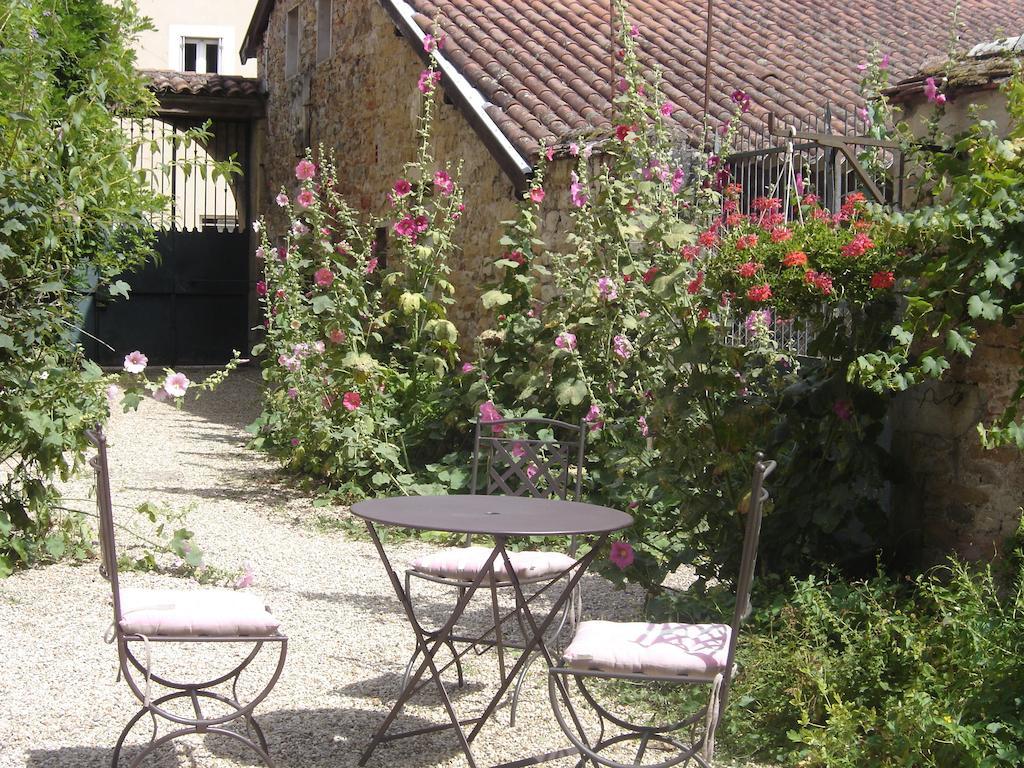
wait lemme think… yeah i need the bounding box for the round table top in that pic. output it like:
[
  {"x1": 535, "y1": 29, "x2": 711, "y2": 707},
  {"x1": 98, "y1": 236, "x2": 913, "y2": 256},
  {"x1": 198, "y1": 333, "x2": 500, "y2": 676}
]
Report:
[{"x1": 351, "y1": 495, "x2": 633, "y2": 537}]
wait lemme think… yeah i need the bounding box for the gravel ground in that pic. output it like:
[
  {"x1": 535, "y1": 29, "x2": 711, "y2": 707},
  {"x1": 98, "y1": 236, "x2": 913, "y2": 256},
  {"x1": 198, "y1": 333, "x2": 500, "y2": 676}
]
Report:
[{"x1": 0, "y1": 368, "x2": 673, "y2": 768}]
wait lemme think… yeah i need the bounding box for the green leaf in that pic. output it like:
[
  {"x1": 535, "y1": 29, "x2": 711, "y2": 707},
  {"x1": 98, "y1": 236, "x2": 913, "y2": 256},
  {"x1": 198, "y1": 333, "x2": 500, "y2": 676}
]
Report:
[
  {"x1": 967, "y1": 292, "x2": 1002, "y2": 321},
  {"x1": 311, "y1": 295, "x2": 335, "y2": 314},
  {"x1": 398, "y1": 292, "x2": 423, "y2": 314},
  {"x1": 946, "y1": 329, "x2": 975, "y2": 356},
  {"x1": 481, "y1": 290, "x2": 512, "y2": 310}
]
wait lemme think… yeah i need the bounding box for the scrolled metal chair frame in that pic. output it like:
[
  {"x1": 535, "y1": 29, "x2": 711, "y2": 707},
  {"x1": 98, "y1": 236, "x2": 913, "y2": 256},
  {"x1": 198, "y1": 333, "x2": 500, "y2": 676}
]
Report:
[
  {"x1": 402, "y1": 417, "x2": 587, "y2": 725},
  {"x1": 86, "y1": 427, "x2": 287, "y2": 768},
  {"x1": 548, "y1": 455, "x2": 776, "y2": 768}
]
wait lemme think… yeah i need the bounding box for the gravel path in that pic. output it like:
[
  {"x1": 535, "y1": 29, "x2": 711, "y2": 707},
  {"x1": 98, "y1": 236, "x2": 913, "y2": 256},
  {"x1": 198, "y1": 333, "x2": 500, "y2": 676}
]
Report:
[{"x1": 0, "y1": 368, "x2": 657, "y2": 768}]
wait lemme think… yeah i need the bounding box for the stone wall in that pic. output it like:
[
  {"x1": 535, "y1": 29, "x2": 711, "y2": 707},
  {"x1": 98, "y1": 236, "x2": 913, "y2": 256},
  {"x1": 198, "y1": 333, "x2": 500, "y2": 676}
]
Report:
[{"x1": 252, "y1": 0, "x2": 571, "y2": 343}]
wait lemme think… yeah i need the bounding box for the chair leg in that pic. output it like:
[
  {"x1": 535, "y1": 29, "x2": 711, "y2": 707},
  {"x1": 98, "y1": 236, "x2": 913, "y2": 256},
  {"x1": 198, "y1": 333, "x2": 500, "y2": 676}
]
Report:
[{"x1": 115, "y1": 722, "x2": 276, "y2": 768}]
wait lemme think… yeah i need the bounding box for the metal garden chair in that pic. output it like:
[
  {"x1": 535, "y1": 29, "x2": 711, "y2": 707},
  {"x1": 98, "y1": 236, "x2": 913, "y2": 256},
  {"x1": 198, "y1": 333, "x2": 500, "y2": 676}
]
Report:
[
  {"x1": 548, "y1": 454, "x2": 776, "y2": 768},
  {"x1": 403, "y1": 417, "x2": 587, "y2": 724},
  {"x1": 86, "y1": 426, "x2": 288, "y2": 767}
]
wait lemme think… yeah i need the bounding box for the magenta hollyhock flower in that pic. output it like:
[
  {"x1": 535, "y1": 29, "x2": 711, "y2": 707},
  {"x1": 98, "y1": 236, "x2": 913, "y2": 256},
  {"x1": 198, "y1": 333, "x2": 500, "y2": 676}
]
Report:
[
  {"x1": 609, "y1": 540, "x2": 635, "y2": 569},
  {"x1": 461, "y1": 362, "x2": 475, "y2": 373},
  {"x1": 314, "y1": 267, "x2": 335, "y2": 288},
  {"x1": 880, "y1": 53, "x2": 891, "y2": 69},
  {"x1": 613, "y1": 334, "x2": 633, "y2": 360},
  {"x1": 638, "y1": 416, "x2": 650, "y2": 438},
  {"x1": 529, "y1": 187, "x2": 545, "y2": 204},
  {"x1": 290, "y1": 438, "x2": 300, "y2": 447},
  {"x1": 660, "y1": 101, "x2": 675, "y2": 117},
  {"x1": 479, "y1": 400, "x2": 505, "y2": 434},
  {"x1": 554, "y1": 331, "x2": 577, "y2": 351},
  {"x1": 422, "y1": 33, "x2": 436, "y2": 52},
  {"x1": 833, "y1": 399, "x2": 854, "y2": 421},
  {"x1": 123, "y1": 350, "x2": 148, "y2": 374},
  {"x1": 413, "y1": 215, "x2": 429, "y2": 233},
  {"x1": 394, "y1": 216, "x2": 417, "y2": 237},
  {"x1": 393, "y1": 178, "x2": 412, "y2": 196},
  {"x1": 671, "y1": 167, "x2": 685, "y2": 194},
  {"x1": 297, "y1": 189, "x2": 315, "y2": 208},
  {"x1": 295, "y1": 159, "x2": 316, "y2": 180},
  {"x1": 923, "y1": 77, "x2": 945, "y2": 105},
  {"x1": 730, "y1": 89, "x2": 751, "y2": 112},
  {"x1": 744, "y1": 309, "x2": 772, "y2": 333},
  {"x1": 287, "y1": 387, "x2": 298, "y2": 399},
  {"x1": 275, "y1": 192, "x2": 288, "y2": 207},
  {"x1": 417, "y1": 69, "x2": 441, "y2": 93},
  {"x1": 585, "y1": 404, "x2": 602, "y2": 430},
  {"x1": 342, "y1": 391, "x2": 361, "y2": 411},
  {"x1": 511, "y1": 442, "x2": 526, "y2": 459},
  {"x1": 365, "y1": 257, "x2": 378, "y2": 274},
  {"x1": 433, "y1": 170, "x2": 455, "y2": 195},
  {"x1": 163, "y1": 371, "x2": 190, "y2": 398}
]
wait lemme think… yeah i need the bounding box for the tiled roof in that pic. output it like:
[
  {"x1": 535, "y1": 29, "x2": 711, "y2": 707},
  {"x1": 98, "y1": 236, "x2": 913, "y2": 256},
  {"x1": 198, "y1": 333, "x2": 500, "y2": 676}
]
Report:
[
  {"x1": 403, "y1": 0, "x2": 1024, "y2": 157},
  {"x1": 141, "y1": 70, "x2": 263, "y2": 99}
]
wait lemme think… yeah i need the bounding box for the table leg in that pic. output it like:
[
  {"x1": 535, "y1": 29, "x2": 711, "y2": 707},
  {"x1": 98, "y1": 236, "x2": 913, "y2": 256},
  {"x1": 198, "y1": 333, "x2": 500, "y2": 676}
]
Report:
[{"x1": 359, "y1": 521, "x2": 502, "y2": 768}]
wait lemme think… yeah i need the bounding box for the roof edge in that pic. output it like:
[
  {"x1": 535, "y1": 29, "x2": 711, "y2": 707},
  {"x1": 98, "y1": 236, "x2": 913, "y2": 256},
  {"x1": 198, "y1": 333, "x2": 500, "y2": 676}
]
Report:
[
  {"x1": 379, "y1": 0, "x2": 533, "y2": 192},
  {"x1": 241, "y1": 0, "x2": 276, "y2": 63}
]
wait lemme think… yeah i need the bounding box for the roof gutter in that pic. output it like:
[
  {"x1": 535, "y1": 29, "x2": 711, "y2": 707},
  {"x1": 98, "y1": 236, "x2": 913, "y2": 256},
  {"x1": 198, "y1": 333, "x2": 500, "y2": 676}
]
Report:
[
  {"x1": 240, "y1": 0, "x2": 275, "y2": 63},
  {"x1": 379, "y1": 0, "x2": 533, "y2": 192}
]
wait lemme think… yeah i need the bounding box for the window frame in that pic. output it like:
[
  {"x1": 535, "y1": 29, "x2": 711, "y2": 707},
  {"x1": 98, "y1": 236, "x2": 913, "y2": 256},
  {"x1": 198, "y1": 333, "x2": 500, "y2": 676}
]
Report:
[
  {"x1": 285, "y1": 6, "x2": 301, "y2": 79},
  {"x1": 316, "y1": 0, "x2": 332, "y2": 63}
]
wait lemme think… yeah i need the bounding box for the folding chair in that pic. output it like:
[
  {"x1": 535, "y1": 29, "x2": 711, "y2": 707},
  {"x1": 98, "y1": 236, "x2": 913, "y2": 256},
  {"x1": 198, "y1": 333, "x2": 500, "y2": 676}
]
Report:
[
  {"x1": 86, "y1": 426, "x2": 287, "y2": 767},
  {"x1": 548, "y1": 454, "x2": 776, "y2": 767},
  {"x1": 403, "y1": 417, "x2": 587, "y2": 724}
]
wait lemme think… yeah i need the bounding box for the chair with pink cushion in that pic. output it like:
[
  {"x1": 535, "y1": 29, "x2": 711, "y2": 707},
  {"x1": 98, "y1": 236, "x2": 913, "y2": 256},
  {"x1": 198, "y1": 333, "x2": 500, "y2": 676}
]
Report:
[
  {"x1": 403, "y1": 417, "x2": 587, "y2": 725},
  {"x1": 548, "y1": 454, "x2": 776, "y2": 768},
  {"x1": 85, "y1": 426, "x2": 287, "y2": 767}
]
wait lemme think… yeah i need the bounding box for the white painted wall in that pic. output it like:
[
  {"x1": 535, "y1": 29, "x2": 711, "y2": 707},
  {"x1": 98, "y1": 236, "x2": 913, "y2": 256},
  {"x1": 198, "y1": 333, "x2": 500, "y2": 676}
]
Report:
[{"x1": 133, "y1": 0, "x2": 259, "y2": 76}]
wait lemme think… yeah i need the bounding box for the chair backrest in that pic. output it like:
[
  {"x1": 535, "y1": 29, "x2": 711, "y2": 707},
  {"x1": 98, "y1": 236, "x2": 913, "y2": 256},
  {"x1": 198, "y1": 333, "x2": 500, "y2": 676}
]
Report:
[
  {"x1": 470, "y1": 417, "x2": 586, "y2": 502},
  {"x1": 720, "y1": 452, "x2": 775, "y2": 709},
  {"x1": 85, "y1": 426, "x2": 123, "y2": 628}
]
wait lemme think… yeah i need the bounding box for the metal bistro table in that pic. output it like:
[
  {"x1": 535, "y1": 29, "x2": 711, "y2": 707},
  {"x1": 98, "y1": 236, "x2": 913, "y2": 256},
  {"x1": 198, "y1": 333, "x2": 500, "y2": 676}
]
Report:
[{"x1": 352, "y1": 494, "x2": 633, "y2": 768}]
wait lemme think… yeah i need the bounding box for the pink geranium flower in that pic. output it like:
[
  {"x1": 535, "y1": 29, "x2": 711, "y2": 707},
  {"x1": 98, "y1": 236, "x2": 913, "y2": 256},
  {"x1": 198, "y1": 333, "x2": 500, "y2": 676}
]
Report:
[
  {"x1": 609, "y1": 541, "x2": 635, "y2": 569},
  {"x1": 297, "y1": 189, "x2": 315, "y2": 208},
  {"x1": 342, "y1": 391, "x2": 361, "y2": 411},
  {"x1": 163, "y1": 371, "x2": 190, "y2": 398},
  {"x1": 295, "y1": 159, "x2": 316, "y2": 180},
  {"x1": 123, "y1": 350, "x2": 148, "y2": 374},
  {"x1": 314, "y1": 267, "x2": 335, "y2": 288}
]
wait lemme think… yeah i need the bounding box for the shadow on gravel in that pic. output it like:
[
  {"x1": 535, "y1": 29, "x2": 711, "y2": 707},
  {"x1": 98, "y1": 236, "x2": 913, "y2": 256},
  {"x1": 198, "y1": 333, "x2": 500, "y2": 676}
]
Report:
[
  {"x1": 28, "y1": 741, "x2": 178, "y2": 768},
  {"x1": 332, "y1": 670, "x2": 488, "y2": 702}
]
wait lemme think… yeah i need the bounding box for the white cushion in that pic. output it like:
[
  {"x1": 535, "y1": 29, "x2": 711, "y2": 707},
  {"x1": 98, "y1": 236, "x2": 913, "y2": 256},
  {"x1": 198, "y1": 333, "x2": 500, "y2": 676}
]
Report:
[
  {"x1": 411, "y1": 545, "x2": 576, "y2": 583},
  {"x1": 119, "y1": 588, "x2": 282, "y2": 638},
  {"x1": 562, "y1": 620, "x2": 731, "y2": 677}
]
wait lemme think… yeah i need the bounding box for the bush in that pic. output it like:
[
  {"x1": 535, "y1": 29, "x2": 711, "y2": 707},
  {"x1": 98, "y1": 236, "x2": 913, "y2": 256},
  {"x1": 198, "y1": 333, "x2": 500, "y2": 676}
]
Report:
[{"x1": 723, "y1": 542, "x2": 1024, "y2": 766}]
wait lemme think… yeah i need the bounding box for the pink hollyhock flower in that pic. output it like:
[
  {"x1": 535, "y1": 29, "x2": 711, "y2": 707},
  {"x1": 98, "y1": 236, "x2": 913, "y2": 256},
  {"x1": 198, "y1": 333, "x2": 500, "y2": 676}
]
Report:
[
  {"x1": 597, "y1": 276, "x2": 618, "y2": 301},
  {"x1": 585, "y1": 404, "x2": 602, "y2": 424},
  {"x1": 313, "y1": 341, "x2": 326, "y2": 354},
  {"x1": 616, "y1": 77, "x2": 628, "y2": 93},
  {"x1": 314, "y1": 267, "x2": 335, "y2": 288},
  {"x1": 570, "y1": 172, "x2": 588, "y2": 207},
  {"x1": 275, "y1": 192, "x2": 289, "y2": 207},
  {"x1": 569, "y1": 142, "x2": 580, "y2": 156},
  {"x1": 287, "y1": 387, "x2": 298, "y2": 399},
  {"x1": 422, "y1": 33, "x2": 436, "y2": 52},
  {"x1": 857, "y1": 61, "x2": 868, "y2": 72},
  {"x1": 417, "y1": 69, "x2": 441, "y2": 93},
  {"x1": 736, "y1": 261, "x2": 762, "y2": 278},
  {"x1": 342, "y1": 391, "x2": 361, "y2": 411},
  {"x1": 329, "y1": 328, "x2": 346, "y2": 344},
  {"x1": 660, "y1": 101, "x2": 675, "y2": 116},
  {"x1": 638, "y1": 416, "x2": 650, "y2": 437},
  {"x1": 366, "y1": 257, "x2": 378, "y2": 274},
  {"x1": 609, "y1": 540, "x2": 635, "y2": 569},
  {"x1": 393, "y1": 178, "x2": 412, "y2": 196},
  {"x1": 291, "y1": 221, "x2": 309, "y2": 236},
  {"x1": 414, "y1": 215, "x2": 429, "y2": 233},
  {"x1": 671, "y1": 167, "x2": 685, "y2": 194},
  {"x1": 870, "y1": 270, "x2": 895, "y2": 289},
  {"x1": 479, "y1": 400, "x2": 505, "y2": 434},
  {"x1": 278, "y1": 354, "x2": 300, "y2": 372},
  {"x1": 290, "y1": 438, "x2": 300, "y2": 447},
  {"x1": 295, "y1": 159, "x2": 316, "y2": 180},
  {"x1": 629, "y1": 23, "x2": 639, "y2": 37},
  {"x1": 296, "y1": 189, "x2": 315, "y2": 208},
  {"x1": 730, "y1": 89, "x2": 751, "y2": 112},
  {"x1": 745, "y1": 308, "x2": 772, "y2": 333},
  {"x1": 857, "y1": 106, "x2": 871, "y2": 124},
  {"x1": 461, "y1": 362, "x2": 476, "y2": 373},
  {"x1": 394, "y1": 216, "x2": 417, "y2": 237},
  {"x1": 235, "y1": 561, "x2": 255, "y2": 589},
  {"x1": 163, "y1": 371, "x2": 190, "y2": 398},
  {"x1": 545, "y1": 145, "x2": 555, "y2": 161},
  {"x1": 924, "y1": 77, "x2": 940, "y2": 103},
  {"x1": 613, "y1": 334, "x2": 633, "y2": 360},
  {"x1": 452, "y1": 203, "x2": 465, "y2": 220},
  {"x1": 106, "y1": 384, "x2": 121, "y2": 407},
  {"x1": 511, "y1": 442, "x2": 526, "y2": 459},
  {"x1": 123, "y1": 350, "x2": 148, "y2": 374},
  {"x1": 880, "y1": 53, "x2": 891, "y2": 69},
  {"x1": 255, "y1": 246, "x2": 265, "y2": 260},
  {"x1": 529, "y1": 187, "x2": 545, "y2": 204},
  {"x1": 525, "y1": 463, "x2": 539, "y2": 480},
  {"x1": 833, "y1": 399, "x2": 854, "y2": 421},
  {"x1": 555, "y1": 331, "x2": 577, "y2": 351},
  {"x1": 746, "y1": 284, "x2": 773, "y2": 303},
  {"x1": 433, "y1": 170, "x2": 455, "y2": 195}
]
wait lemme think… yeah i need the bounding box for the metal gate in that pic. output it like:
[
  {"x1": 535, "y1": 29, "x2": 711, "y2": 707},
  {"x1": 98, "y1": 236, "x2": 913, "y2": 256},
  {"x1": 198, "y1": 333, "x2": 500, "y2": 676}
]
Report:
[{"x1": 82, "y1": 117, "x2": 252, "y2": 367}]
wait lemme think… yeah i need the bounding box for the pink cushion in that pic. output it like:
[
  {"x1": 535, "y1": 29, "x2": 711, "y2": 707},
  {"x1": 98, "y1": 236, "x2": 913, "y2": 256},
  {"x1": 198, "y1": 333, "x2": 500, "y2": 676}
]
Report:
[
  {"x1": 119, "y1": 588, "x2": 282, "y2": 638},
  {"x1": 411, "y1": 545, "x2": 576, "y2": 583},
  {"x1": 562, "y1": 620, "x2": 731, "y2": 677}
]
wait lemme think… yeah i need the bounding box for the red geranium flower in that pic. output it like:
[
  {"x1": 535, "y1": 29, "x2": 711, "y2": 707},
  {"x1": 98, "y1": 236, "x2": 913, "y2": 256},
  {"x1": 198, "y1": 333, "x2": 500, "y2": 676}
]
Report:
[
  {"x1": 736, "y1": 234, "x2": 759, "y2": 251},
  {"x1": 642, "y1": 266, "x2": 659, "y2": 284},
  {"x1": 870, "y1": 270, "x2": 895, "y2": 289},
  {"x1": 736, "y1": 261, "x2": 762, "y2": 278},
  {"x1": 783, "y1": 251, "x2": 808, "y2": 267},
  {"x1": 746, "y1": 284, "x2": 773, "y2": 302},
  {"x1": 687, "y1": 270, "x2": 705, "y2": 294}
]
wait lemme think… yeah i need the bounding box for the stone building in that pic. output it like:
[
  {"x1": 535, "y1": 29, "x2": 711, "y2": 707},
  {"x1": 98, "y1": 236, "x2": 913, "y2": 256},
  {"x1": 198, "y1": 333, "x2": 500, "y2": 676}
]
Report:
[{"x1": 240, "y1": 0, "x2": 1021, "y2": 338}]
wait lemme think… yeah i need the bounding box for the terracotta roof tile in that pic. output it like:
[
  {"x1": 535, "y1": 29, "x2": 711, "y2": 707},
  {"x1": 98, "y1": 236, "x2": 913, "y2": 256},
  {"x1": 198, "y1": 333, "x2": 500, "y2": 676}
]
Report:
[
  {"x1": 406, "y1": 0, "x2": 1022, "y2": 158},
  {"x1": 141, "y1": 70, "x2": 262, "y2": 99}
]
